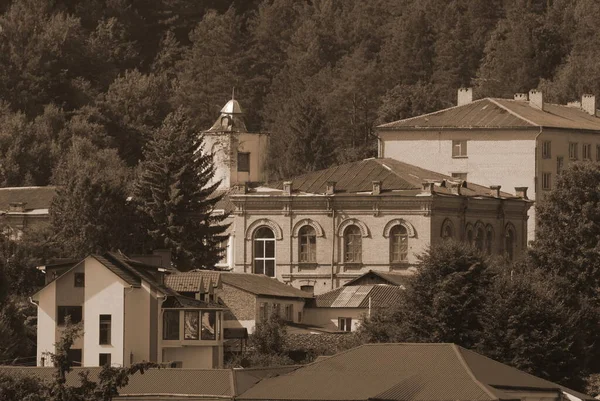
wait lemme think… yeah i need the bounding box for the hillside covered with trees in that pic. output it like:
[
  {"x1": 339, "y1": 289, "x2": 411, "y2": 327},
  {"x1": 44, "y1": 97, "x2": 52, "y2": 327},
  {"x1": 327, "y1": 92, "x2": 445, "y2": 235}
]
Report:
[{"x1": 0, "y1": 0, "x2": 599, "y2": 182}]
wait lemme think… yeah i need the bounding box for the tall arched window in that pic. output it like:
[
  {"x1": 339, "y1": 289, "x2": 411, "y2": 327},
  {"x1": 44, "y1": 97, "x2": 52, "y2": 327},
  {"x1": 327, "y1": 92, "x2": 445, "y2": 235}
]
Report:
[
  {"x1": 505, "y1": 227, "x2": 515, "y2": 261},
  {"x1": 441, "y1": 219, "x2": 454, "y2": 240},
  {"x1": 466, "y1": 225, "x2": 474, "y2": 246},
  {"x1": 254, "y1": 227, "x2": 276, "y2": 277},
  {"x1": 344, "y1": 225, "x2": 362, "y2": 263},
  {"x1": 298, "y1": 225, "x2": 317, "y2": 263},
  {"x1": 475, "y1": 227, "x2": 485, "y2": 252},
  {"x1": 485, "y1": 226, "x2": 494, "y2": 255},
  {"x1": 390, "y1": 225, "x2": 408, "y2": 263}
]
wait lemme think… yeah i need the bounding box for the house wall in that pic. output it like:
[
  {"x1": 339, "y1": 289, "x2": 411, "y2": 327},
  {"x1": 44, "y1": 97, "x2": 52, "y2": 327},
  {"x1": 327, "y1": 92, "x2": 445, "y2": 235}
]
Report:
[
  {"x1": 83, "y1": 257, "x2": 127, "y2": 367},
  {"x1": 37, "y1": 281, "x2": 57, "y2": 366},
  {"x1": 303, "y1": 307, "x2": 365, "y2": 332},
  {"x1": 55, "y1": 264, "x2": 85, "y2": 354},
  {"x1": 162, "y1": 346, "x2": 215, "y2": 369},
  {"x1": 124, "y1": 281, "x2": 155, "y2": 366},
  {"x1": 221, "y1": 283, "x2": 256, "y2": 332},
  {"x1": 378, "y1": 129, "x2": 538, "y2": 240}
]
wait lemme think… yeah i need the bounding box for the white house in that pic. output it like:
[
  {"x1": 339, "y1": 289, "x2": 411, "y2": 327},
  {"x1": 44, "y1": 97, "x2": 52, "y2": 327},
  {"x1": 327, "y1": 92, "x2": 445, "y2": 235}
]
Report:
[{"x1": 32, "y1": 252, "x2": 226, "y2": 369}]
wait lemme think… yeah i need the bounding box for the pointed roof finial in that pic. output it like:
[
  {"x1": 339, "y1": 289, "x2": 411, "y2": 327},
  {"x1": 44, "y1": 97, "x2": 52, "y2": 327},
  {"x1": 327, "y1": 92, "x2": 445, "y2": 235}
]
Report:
[{"x1": 232, "y1": 87, "x2": 235, "y2": 101}]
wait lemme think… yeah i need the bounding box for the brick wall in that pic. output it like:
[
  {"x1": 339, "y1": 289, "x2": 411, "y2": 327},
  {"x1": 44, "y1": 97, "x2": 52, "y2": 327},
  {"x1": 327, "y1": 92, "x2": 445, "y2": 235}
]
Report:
[{"x1": 220, "y1": 284, "x2": 256, "y2": 321}]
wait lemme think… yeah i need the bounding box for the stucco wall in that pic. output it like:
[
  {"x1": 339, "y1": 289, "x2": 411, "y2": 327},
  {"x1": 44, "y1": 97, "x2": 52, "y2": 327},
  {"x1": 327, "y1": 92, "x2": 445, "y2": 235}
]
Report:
[
  {"x1": 124, "y1": 281, "x2": 155, "y2": 365},
  {"x1": 162, "y1": 346, "x2": 215, "y2": 369},
  {"x1": 83, "y1": 257, "x2": 127, "y2": 367},
  {"x1": 303, "y1": 307, "x2": 365, "y2": 332},
  {"x1": 37, "y1": 281, "x2": 56, "y2": 366}
]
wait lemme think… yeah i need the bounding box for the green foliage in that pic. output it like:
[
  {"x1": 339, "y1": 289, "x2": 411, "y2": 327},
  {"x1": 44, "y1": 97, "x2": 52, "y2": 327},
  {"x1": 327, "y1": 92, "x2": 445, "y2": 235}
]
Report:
[
  {"x1": 134, "y1": 110, "x2": 229, "y2": 269},
  {"x1": 252, "y1": 312, "x2": 288, "y2": 355},
  {"x1": 0, "y1": 371, "x2": 48, "y2": 401}
]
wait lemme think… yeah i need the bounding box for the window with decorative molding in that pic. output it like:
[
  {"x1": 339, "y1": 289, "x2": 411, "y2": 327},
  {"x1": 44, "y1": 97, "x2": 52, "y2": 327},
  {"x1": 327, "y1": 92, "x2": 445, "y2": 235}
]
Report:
[
  {"x1": 343, "y1": 225, "x2": 362, "y2": 263},
  {"x1": 254, "y1": 227, "x2": 275, "y2": 277},
  {"x1": 389, "y1": 225, "x2": 408, "y2": 263},
  {"x1": 298, "y1": 225, "x2": 317, "y2": 263}
]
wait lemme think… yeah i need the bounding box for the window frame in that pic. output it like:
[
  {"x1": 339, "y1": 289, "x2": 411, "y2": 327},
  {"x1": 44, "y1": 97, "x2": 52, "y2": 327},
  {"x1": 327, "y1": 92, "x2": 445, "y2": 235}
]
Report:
[
  {"x1": 163, "y1": 310, "x2": 180, "y2": 341},
  {"x1": 556, "y1": 156, "x2": 564, "y2": 175},
  {"x1": 237, "y1": 152, "x2": 250, "y2": 173},
  {"x1": 541, "y1": 172, "x2": 552, "y2": 191},
  {"x1": 99, "y1": 353, "x2": 111, "y2": 367},
  {"x1": 298, "y1": 225, "x2": 317, "y2": 264},
  {"x1": 389, "y1": 225, "x2": 408, "y2": 263},
  {"x1": 253, "y1": 227, "x2": 276, "y2": 277},
  {"x1": 451, "y1": 140, "x2": 468, "y2": 158},
  {"x1": 451, "y1": 172, "x2": 467, "y2": 181},
  {"x1": 300, "y1": 285, "x2": 314, "y2": 295},
  {"x1": 74, "y1": 272, "x2": 85, "y2": 288},
  {"x1": 201, "y1": 311, "x2": 217, "y2": 341},
  {"x1": 99, "y1": 314, "x2": 112, "y2": 345},
  {"x1": 338, "y1": 317, "x2": 352, "y2": 332},
  {"x1": 541, "y1": 140, "x2": 551, "y2": 159},
  {"x1": 343, "y1": 225, "x2": 362, "y2": 263},
  {"x1": 184, "y1": 310, "x2": 200, "y2": 340},
  {"x1": 57, "y1": 306, "x2": 83, "y2": 326},
  {"x1": 584, "y1": 143, "x2": 592, "y2": 160},
  {"x1": 569, "y1": 142, "x2": 579, "y2": 160}
]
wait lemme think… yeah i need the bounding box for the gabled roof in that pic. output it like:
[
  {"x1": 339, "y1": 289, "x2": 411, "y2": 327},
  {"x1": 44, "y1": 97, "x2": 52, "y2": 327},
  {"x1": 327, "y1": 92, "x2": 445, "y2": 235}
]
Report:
[
  {"x1": 343, "y1": 270, "x2": 412, "y2": 287},
  {"x1": 237, "y1": 343, "x2": 593, "y2": 401},
  {"x1": 220, "y1": 273, "x2": 313, "y2": 299},
  {"x1": 377, "y1": 98, "x2": 600, "y2": 131},
  {"x1": 262, "y1": 158, "x2": 518, "y2": 198},
  {"x1": 166, "y1": 270, "x2": 221, "y2": 293},
  {"x1": 0, "y1": 186, "x2": 57, "y2": 211},
  {"x1": 313, "y1": 285, "x2": 404, "y2": 308}
]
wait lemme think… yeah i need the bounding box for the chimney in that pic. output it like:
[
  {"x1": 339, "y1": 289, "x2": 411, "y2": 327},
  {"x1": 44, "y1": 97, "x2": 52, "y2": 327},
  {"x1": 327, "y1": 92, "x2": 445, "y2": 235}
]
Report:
[
  {"x1": 421, "y1": 182, "x2": 435, "y2": 194},
  {"x1": 8, "y1": 202, "x2": 26, "y2": 212},
  {"x1": 457, "y1": 88, "x2": 473, "y2": 106},
  {"x1": 372, "y1": 181, "x2": 382, "y2": 195},
  {"x1": 326, "y1": 181, "x2": 336, "y2": 195},
  {"x1": 283, "y1": 181, "x2": 293, "y2": 196},
  {"x1": 582, "y1": 94, "x2": 596, "y2": 116},
  {"x1": 515, "y1": 187, "x2": 528, "y2": 199},
  {"x1": 529, "y1": 90, "x2": 543, "y2": 110},
  {"x1": 489, "y1": 185, "x2": 501, "y2": 198},
  {"x1": 514, "y1": 93, "x2": 528, "y2": 101}
]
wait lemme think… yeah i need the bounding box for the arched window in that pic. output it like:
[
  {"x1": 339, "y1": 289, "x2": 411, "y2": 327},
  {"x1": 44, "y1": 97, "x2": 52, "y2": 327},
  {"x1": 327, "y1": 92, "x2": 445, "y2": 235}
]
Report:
[
  {"x1": 298, "y1": 225, "x2": 317, "y2": 263},
  {"x1": 465, "y1": 225, "x2": 474, "y2": 246},
  {"x1": 475, "y1": 227, "x2": 485, "y2": 252},
  {"x1": 485, "y1": 226, "x2": 494, "y2": 255},
  {"x1": 254, "y1": 227, "x2": 276, "y2": 277},
  {"x1": 344, "y1": 225, "x2": 362, "y2": 263},
  {"x1": 505, "y1": 227, "x2": 515, "y2": 261},
  {"x1": 441, "y1": 219, "x2": 454, "y2": 240},
  {"x1": 390, "y1": 225, "x2": 408, "y2": 263}
]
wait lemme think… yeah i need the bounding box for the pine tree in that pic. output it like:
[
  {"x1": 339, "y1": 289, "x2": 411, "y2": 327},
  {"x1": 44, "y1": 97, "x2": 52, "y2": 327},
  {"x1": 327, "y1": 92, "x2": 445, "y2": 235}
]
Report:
[{"x1": 134, "y1": 109, "x2": 229, "y2": 270}]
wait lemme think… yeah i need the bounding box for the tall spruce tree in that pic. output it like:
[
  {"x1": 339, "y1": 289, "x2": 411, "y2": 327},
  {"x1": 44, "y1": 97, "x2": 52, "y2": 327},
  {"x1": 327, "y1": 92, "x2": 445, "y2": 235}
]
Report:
[{"x1": 134, "y1": 109, "x2": 229, "y2": 270}]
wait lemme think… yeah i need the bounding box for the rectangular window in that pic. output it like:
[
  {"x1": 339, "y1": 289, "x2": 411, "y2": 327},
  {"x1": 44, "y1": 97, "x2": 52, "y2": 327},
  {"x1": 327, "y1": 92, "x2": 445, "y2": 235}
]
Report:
[
  {"x1": 300, "y1": 285, "x2": 314, "y2": 295},
  {"x1": 451, "y1": 172, "x2": 467, "y2": 181},
  {"x1": 99, "y1": 353, "x2": 111, "y2": 366},
  {"x1": 67, "y1": 349, "x2": 82, "y2": 367},
  {"x1": 541, "y1": 141, "x2": 551, "y2": 159},
  {"x1": 298, "y1": 311, "x2": 302, "y2": 322},
  {"x1": 557, "y1": 156, "x2": 564, "y2": 175},
  {"x1": 284, "y1": 304, "x2": 293, "y2": 321},
  {"x1": 99, "y1": 315, "x2": 111, "y2": 345},
  {"x1": 184, "y1": 311, "x2": 199, "y2": 340},
  {"x1": 273, "y1": 303, "x2": 281, "y2": 317},
  {"x1": 584, "y1": 143, "x2": 592, "y2": 160},
  {"x1": 163, "y1": 310, "x2": 180, "y2": 340},
  {"x1": 237, "y1": 152, "x2": 250, "y2": 172},
  {"x1": 201, "y1": 311, "x2": 216, "y2": 340},
  {"x1": 217, "y1": 239, "x2": 228, "y2": 264},
  {"x1": 338, "y1": 317, "x2": 352, "y2": 332},
  {"x1": 57, "y1": 306, "x2": 82, "y2": 325},
  {"x1": 542, "y1": 172, "x2": 552, "y2": 191},
  {"x1": 259, "y1": 302, "x2": 267, "y2": 321},
  {"x1": 74, "y1": 272, "x2": 85, "y2": 288},
  {"x1": 451, "y1": 140, "x2": 467, "y2": 158},
  {"x1": 569, "y1": 142, "x2": 579, "y2": 160}
]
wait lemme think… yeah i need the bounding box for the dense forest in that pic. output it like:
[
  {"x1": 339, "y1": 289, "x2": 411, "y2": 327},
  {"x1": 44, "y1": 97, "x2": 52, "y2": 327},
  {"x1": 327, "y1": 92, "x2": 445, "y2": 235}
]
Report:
[{"x1": 0, "y1": 0, "x2": 599, "y2": 182}]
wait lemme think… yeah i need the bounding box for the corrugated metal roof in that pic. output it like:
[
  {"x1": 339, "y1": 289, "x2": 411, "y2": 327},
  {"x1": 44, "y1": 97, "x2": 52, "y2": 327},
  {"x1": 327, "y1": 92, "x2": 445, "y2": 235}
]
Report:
[
  {"x1": 0, "y1": 186, "x2": 57, "y2": 210},
  {"x1": 315, "y1": 285, "x2": 404, "y2": 308},
  {"x1": 264, "y1": 158, "x2": 517, "y2": 198},
  {"x1": 238, "y1": 343, "x2": 591, "y2": 401},
  {"x1": 378, "y1": 98, "x2": 600, "y2": 131}
]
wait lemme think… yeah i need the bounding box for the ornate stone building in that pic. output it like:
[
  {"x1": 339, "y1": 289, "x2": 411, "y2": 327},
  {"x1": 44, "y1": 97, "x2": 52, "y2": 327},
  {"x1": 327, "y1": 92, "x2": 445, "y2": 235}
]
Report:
[{"x1": 227, "y1": 158, "x2": 532, "y2": 295}]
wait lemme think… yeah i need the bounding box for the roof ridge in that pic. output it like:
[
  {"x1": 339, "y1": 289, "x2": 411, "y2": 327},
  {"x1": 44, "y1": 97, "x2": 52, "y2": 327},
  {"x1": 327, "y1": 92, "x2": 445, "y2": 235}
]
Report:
[
  {"x1": 451, "y1": 344, "x2": 500, "y2": 400},
  {"x1": 487, "y1": 98, "x2": 540, "y2": 127},
  {"x1": 377, "y1": 98, "x2": 488, "y2": 128}
]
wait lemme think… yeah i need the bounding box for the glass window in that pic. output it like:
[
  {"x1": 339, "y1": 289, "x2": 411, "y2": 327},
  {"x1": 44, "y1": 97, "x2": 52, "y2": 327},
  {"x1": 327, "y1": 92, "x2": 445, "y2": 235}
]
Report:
[
  {"x1": 541, "y1": 141, "x2": 551, "y2": 159},
  {"x1": 74, "y1": 273, "x2": 85, "y2": 288},
  {"x1": 569, "y1": 142, "x2": 579, "y2": 160},
  {"x1": 67, "y1": 349, "x2": 82, "y2": 367},
  {"x1": 485, "y1": 227, "x2": 494, "y2": 255},
  {"x1": 163, "y1": 310, "x2": 180, "y2": 340},
  {"x1": 237, "y1": 152, "x2": 250, "y2": 172},
  {"x1": 99, "y1": 315, "x2": 111, "y2": 345},
  {"x1": 441, "y1": 220, "x2": 454, "y2": 240},
  {"x1": 338, "y1": 317, "x2": 352, "y2": 332},
  {"x1": 99, "y1": 353, "x2": 111, "y2": 366},
  {"x1": 584, "y1": 144, "x2": 592, "y2": 160},
  {"x1": 299, "y1": 225, "x2": 317, "y2": 263},
  {"x1": 557, "y1": 156, "x2": 564, "y2": 175},
  {"x1": 57, "y1": 306, "x2": 82, "y2": 325},
  {"x1": 466, "y1": 226, "x2": 474, "y2": 246},
  {"x1": 390, "y1": 225, "x2": 408, "y2": 263},
  {"x1": 505, "y1": 229, "x2": 515, "y2": 261},
  {"x1": 542, "y1": 172, "x2": 552, "y2": 191},
  {"x1": 184, "y1": 311, "x2": 199, "y2": 340},
  {"x1": 300, "y1": 285, "x2": 314, "y2": 295},
  {"x1": 344, "y1": 225, "x2": 362, "y2": 263},
  {"x1": 475, "y1": 227, "x2": 485, "y2": 252},
  {"x1": 259, "y1": 302, "x2": 267, "y2": 321},
  {"x1": 201, "y1": 311, "x2": 216, "y2": 340},
  {"x1": 254, "y1": 227, "x2": 276, "y2": 277},
  {"x1": 452, "y1": 140, "x2": 467, "y2": 157},
  {"x1": 284, "y1": 304, "x2": 293, "y2": 321}
]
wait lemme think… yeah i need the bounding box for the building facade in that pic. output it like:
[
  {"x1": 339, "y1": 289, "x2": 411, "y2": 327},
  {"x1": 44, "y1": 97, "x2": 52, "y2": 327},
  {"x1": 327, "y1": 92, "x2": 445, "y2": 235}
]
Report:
[
  {"x1": 377, "y1": 89, "x2": 600, "y2": 241},
  {"x1": 228, "y1": 158, "x2": 531, "y2": 295}
]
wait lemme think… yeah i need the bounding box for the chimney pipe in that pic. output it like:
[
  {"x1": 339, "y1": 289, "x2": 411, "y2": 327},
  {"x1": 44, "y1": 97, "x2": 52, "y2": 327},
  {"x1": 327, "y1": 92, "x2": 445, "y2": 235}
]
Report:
[
  {"x1": 283, "y1": 181, "x2": 292, "y2": 196},
  {"x1": 582, "y1": 94, "x2": 596, "y2": 116},
  {"x1": 529, "y1": 90, "x2": 544, "y2": 111},
  {"x1": 514, "y1": 93, "x2": 528, "y2": 101},
  {"x1": 515, "y1": 187, "x2": 528, "y2": 199},
  {"x1": 489, "y1": 185, "x2": 501, "y2": 198},
  {"x1": 326, "y1": 181, "x2": 336, "y2": 195},
  {"x1": 372, "y1": 181, "x2": 382, "y2": 195},
  {"x1": 421, "y1": 182, "x2": 435, "y2": 194},
  {"x1": 457, "y1": 88, "x2": 473, "y2": 106}
]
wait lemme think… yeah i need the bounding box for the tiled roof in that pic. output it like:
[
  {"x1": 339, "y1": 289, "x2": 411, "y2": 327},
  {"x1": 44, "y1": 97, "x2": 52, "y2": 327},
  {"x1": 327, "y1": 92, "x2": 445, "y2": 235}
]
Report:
[
  {"x1": 166, "y1": 270, "x2": 221, "y2": 293},
  {"x1": 220, "y1": 273, "x2": 314, "y2": 299},
  {"x1": 263, "y1": 158, "x2": 518, "y2": 199},
  {"x1": 0, "y1": 186, "x2": 57, "y2": 211},
  {"x1": 344, "y1": 270, "x2": 412, "y2": 287},
  {"x1": 377, "y1": 98, "x2": 600, "y2": 131},
  {"x1": 314, "y1": 285, "x2": 404, "y2": 308},
  {"x1": 238, "y1": 343, "x2": 593, "y2": 401}
]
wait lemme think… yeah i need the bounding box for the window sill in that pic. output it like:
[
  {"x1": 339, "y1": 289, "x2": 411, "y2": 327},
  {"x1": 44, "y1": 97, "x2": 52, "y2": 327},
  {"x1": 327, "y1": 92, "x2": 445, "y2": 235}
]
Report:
[
  {"x1": 452, "y1": 156, "x2": 468, "y2": 159},
  {"x1": 298, "y1": 263, "x2": 318, "y2": 270}
]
